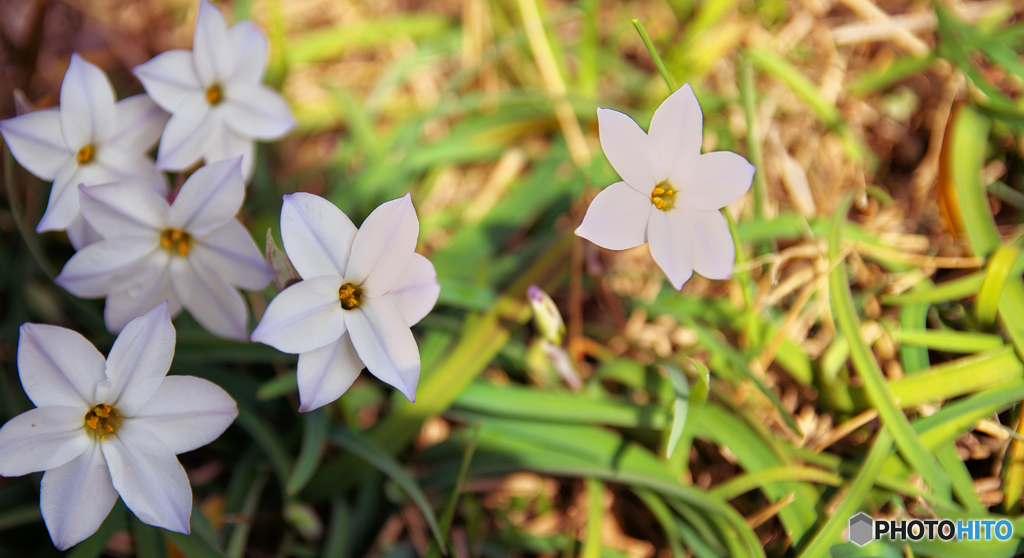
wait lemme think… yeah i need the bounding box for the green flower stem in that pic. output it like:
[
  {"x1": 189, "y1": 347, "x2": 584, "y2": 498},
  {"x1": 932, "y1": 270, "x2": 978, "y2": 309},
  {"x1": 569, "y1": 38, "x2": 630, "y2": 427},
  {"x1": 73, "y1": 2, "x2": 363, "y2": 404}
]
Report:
[{"x1": 632, "y1": 19, "x2": 676, "y2": 93}]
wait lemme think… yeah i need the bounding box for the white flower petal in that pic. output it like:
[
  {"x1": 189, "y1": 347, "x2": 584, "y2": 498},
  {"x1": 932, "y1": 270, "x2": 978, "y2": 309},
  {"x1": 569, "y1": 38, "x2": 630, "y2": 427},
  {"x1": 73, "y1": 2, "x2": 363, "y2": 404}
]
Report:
[
  {"x1": 0, "y1": 407, "x2": 90, "y2": 476},
  {"x1": 155, "y1": 92, "x2": 216, "y2": 172},
  {"x1": 79, "y1": 181, "x2": 169, "y2": 238},
  {"x1": 385, "y1": 253, "x2": 439, "y2": 327},
  {"x1": 132, "y1": 50, "x2": 202, "y2": 112},
  {"x1": 202, "y1": 123, "x2": 256, "y2": 182},
  {"x1": 228, "y1": 21, "x2": 268, "y2": 84},
  {"x1": 55, "y1": 237, "x2": 165, "y2": 298},
  {"x1": 221, "y1": 84, "x2": 295, "y2": 140},
  {"x1": 41, "y1": 443, "x2": 118, "y2": 551},
  {"x1": 60, "y1": 53, "x2": 117, "y2": 149},
  {"x1": 648, "y1": 84, "x2": 703, "y2": 174},
  {"x1": 674, "y1": 151, "x2": 755, "y2": 211},
  {"x1": 250, "y1": 275, "x2": 347, "y2": 353},
  {"x1": 102, "y1": 421, "x2": 191, "y2": 534},
  {"x1": 647, "y1": 209, "x2": 694, "y2": 290},
  {"x1": 193, "y1": 219, "x2": 272, "y2": 291},
  {"x1": 346, "y1": 194, "x2": 419, "y2": 297},
  {"x1": 281, "y1": 192, "x2": 357, "y2": 279},
  {"x1": 36, "y1": 158, "x2": 119, "y2": 232},
  {"x1": 105, "y1": 268, "x2": 181, "y2": 335},
  {"x1": 65, "y1": 214, "x2": 103, "y2": 250},
  {"x1": 130, "y1": 375, "x2": 237, "y2": 454},
  {"x1": 596, "y1": 108, "x2": 658, "y2": 192},
  {"x1": 684, "y1": 209, "x2": 735, "y2": 280},
  {"x1": 170, "y1": 256, "x2": 249, "y2": 341},
  {"x1": 347, "y1": 296, "x2": 419, "y2": 402},
  {"x1": 574, "y1": 181, "x2": 651, "y2": 250},
  {"x1": 0, "y1": 108, "x2": 70, "y2": 179},
  {"x1": 296, "y1": 333, "x2": 363, "y2": 412},
  {"x1": 108, "y1": 95, "x2": 170, "y2": 151},
  {"x1": 192, "y1": 0, "x2": 234, "y2": 86},
  {"x1": 95, "y1": 302, "x2": 175, "y2": 416},
  {"x1": 94, "y1": 150, "x2": 170, "y2": 197},
  {"x1": 167, "y1": 157, "x2": 244, "y2": 236},
  {"x1": 17, "y1": 322, "x2": 106, "y2": 408}
]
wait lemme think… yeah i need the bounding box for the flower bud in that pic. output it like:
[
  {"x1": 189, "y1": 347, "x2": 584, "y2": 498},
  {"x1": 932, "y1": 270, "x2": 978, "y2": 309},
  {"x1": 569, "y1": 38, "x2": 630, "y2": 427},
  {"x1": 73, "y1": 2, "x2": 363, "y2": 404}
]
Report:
[
  {"x1": 266, "y1": 228, "x2": 299, "y2": 291},
  {"x1": 528, "y1": 285, "x2": 565, "y2": 345}
]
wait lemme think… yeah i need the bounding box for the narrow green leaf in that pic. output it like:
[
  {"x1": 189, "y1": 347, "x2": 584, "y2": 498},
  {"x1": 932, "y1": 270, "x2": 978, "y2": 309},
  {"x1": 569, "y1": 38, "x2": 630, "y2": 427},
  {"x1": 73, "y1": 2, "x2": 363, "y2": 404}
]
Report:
[
  {"x1": 166, "y1": 530, "x2": 230, "y2": 558},
  {"x1": 225, "y1": 469, "x2": 269, "y2": 558},
  {"x1": 667, "y1": 398, "x2": 688, "y2": 458},
  {"x1": 287, "y1": 15, "x2": 450, "y2": 64},
  {"x1": 235, "y1": 405, "x2": 292, "y2": 486},
  {"x1": 709, "y1": 466, "x2": 843, "y2": 501},
  {"x1": 915, "y1": 379, "x2": 1024, "y2": 450},
  {"x1": 333, "y1": 427, "x2": 445, "y2": 549},
  {"x1": 978, "y1": 245, "x2": 1020, "y2": 323},
  {"x1": 664, "y1": 363, "x2": 689, "y2": 459},
  {"x1": 286, "y1": 408, "x2": 329, "y2": 495},
  {"x1": 256, "y1": 372, "x2": 298, "y2": 401},
  {"x1": 696, "y1": 405, "x2": 818, "y2": 544},
  {"x1": 634, "y1": 490, "x2": 684, "y2": 558},
  {"x1": 455, "y1": 380, "x2": 666, "y2": 428},
  {"x1": 425, "y1": 424, "x2": 480, "y2": 558},
  {"x1": 949, "y1": 107, "x2": 1000, "y2": 255},
  {"x1": 130, "y1": 515, "x2": 168, "y2": 558},
  {"x1": 898, "y1": 302, "x2": 930, "y2": 372},
  {"x1": 796, "y1": 427, "x2": 894, "y2": 558},
  {"x1": 881, "y1": 273, "x2": 985, "y2": 305},
  {"x1": 459, "y1": 417, "x2": 764, "y2": 557},
  {"x1": 739, "y1": 52, "x2": 769, "y2": 219},
  {"x1": 888, "y1": 347, "x2": 1023, "y2": 407},
  {"x1": 891, "y1": 329, "x2": 1005, "y2": 354},
  {"x1": 0, "y1": 504, "x2": 40, "y2": 531},
  {"x1": 632, "y1": 19, "x2": 676, "y2": 92},
  {"x1": 935, "y1": 443, "x2": 986, "y2": 513},
  {"x1": 747, "y1": 48, "x2": 840, "y2": 127},
  {"x1": 828, "y1": 194, "x2": 951, "y2": 498},
  {"x1": 675, "y1": 516, "x2": 725, "y2": 558},
  {"x1": 320, "y1": 499, "x2": 350, "y2": 558},
  {"x1": 581, "y1": 478, "x2": 604, "y2": 558},
  {"x1": 667, "y1": 360, "x2": 709, "y2": 461},
  {"x1": 848, "y1": 55, "x2": 935, "y2": 96}
]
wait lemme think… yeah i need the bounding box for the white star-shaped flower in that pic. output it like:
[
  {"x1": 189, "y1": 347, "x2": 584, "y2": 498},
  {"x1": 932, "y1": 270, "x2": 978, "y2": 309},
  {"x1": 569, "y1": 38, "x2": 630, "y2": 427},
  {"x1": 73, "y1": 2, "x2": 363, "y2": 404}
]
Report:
[
  {"x1": 251, "y1": 192, "x2": 440, "y2": 411},
  {"x1": 575, "y1": 84, "x2": 754, "y2": 290},
  {"x1": 0, "y1": 303, "x2": 238, "y2": 550},
  {"x1": 54, "y1": 157, "x2": 272, "y2": 340},
  {"x1": 132, "y1": 0, "x2": 295, "y2": 182},
  {"x1": 0, "y1": 53, "x2": 169, "y2": 249}
]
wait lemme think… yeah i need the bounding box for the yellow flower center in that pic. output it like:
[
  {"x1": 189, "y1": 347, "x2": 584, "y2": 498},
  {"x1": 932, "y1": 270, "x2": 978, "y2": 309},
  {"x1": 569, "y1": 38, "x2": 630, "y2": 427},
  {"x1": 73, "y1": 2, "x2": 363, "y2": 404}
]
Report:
[
  {"x1": 206, "y1": 84, "x2": 223, "y2": 105},
  {"x1": 339, "y1": 283, "x2": 362, "y2": 310},
  {"x1": 83, "y1": 404, "x2": 121, "y2": 440},
  {"x1": 160, "y1": 228, "x2": 193, "y2": 256},
  {"x1": 76, "y1": 144, "x2": 95, "y2": 164},
  {"x1": 650, "y1": 181, "x2": 677, "y2": 211}
]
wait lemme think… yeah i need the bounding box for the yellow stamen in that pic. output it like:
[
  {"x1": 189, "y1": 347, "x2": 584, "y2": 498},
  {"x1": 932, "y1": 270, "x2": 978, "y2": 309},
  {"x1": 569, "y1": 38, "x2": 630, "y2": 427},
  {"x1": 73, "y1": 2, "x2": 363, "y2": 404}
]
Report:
[
  {"x1": 160, "y1": 229, "x2": 193, "y2": 256},
  {"x1": 650, "y1": 181, "x2": 677, "y2": 211},
  {"x1": 76, "y1": 144, "x2": 95, "y2": 164},
  {"x1": 83, "y1": 404, "x2": 121, "y2": 440},
  {"x1": 206, "y1": 84, "x2": 223, "y2": 105},
  {"x1": 339, "y1": 282, "x2": 362, "y2": 310}
]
